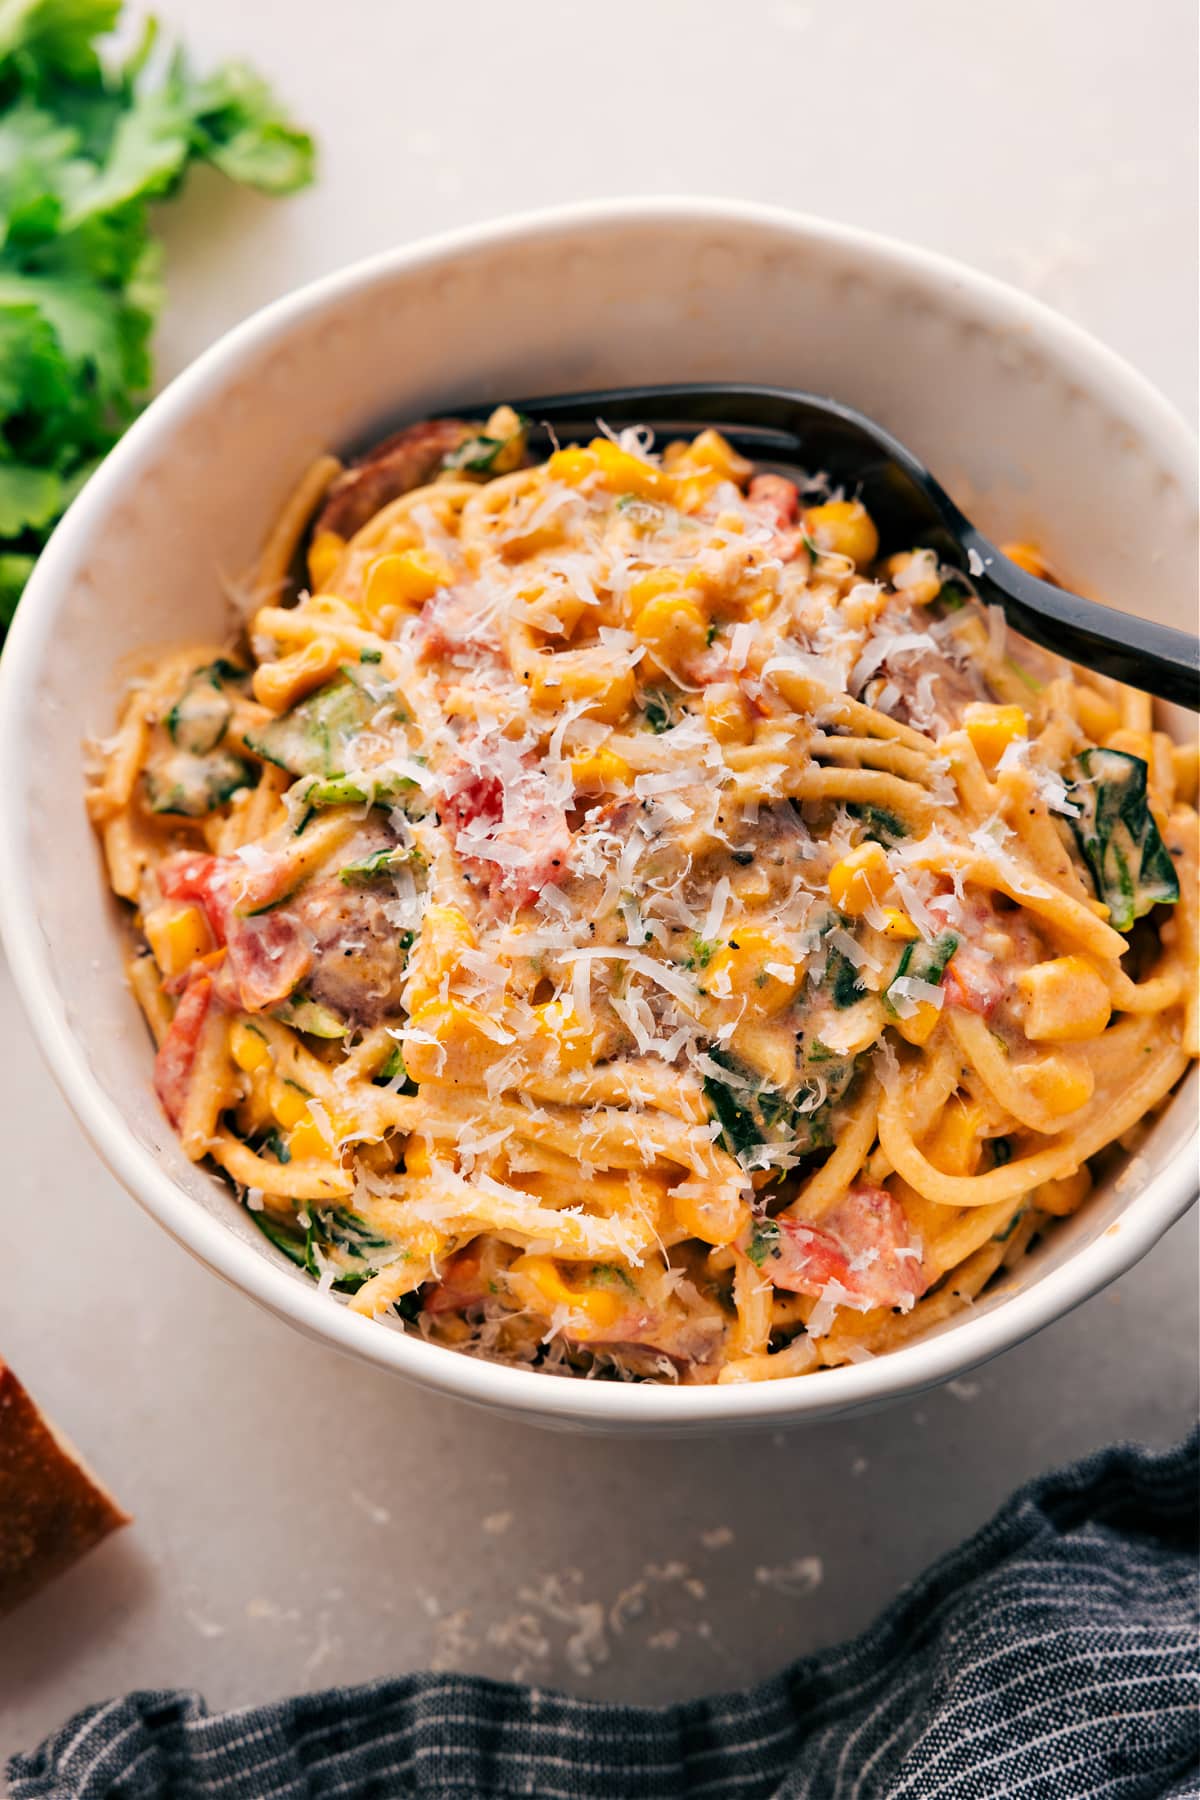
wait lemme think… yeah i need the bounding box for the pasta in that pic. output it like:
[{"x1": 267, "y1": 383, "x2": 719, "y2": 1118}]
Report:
[{"x1": 88, "y1": 408, "x2": 1199, "y2": 1384}]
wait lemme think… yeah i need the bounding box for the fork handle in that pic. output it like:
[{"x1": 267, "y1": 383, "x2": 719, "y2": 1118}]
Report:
[{"x1": 962, "y1": 530, "x2": 1200, "y2": 711}]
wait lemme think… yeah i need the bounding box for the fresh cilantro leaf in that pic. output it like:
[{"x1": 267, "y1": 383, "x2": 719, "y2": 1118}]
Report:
[
  {"x1": 0, "y1": 552, "x2": 35, "y2": 625},
  {"x1": 60, "y1": 76, "x2": 192, "y2": 223},
  {"x1": 0, "y1": 1, "x2": 315, "y2": 632},
  {"x1": 0, "y1": 460, "x2": 64, "y2": 533},
  {"x1": 0, "y1": 1, "x2": 122, "y2": 83},
  {"x1": 185, "y1": 60, "x2": 316, "y2": 193}
]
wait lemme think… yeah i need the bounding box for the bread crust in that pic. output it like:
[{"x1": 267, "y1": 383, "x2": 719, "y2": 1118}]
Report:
[{"x1": 0, "y1": 1360, "x2": 130, "y2": 1618}]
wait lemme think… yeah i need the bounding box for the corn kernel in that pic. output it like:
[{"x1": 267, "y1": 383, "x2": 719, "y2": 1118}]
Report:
[
  {"x1": 588, "y1": 437, "x2": 674, "y2": 502},
  {"x1": 883, "y1": 550, "x2": 941, "y2": 606},
  {"x1": 364, "y1": 549, "x2": 447, "y2": 623},
  {"x1": 529, "y1": 653, "x2": 635, "y2": 723},
  {"x1": 894, "y1": 1002, "x2": 941, "y2": 1047},
  {"x1": 705, "y1": 928, "x2": 802, "y2": 1017},
  {"x1": 703, "y1": 681, "x2": 755, "y2": 746},
  {"x1": 804, "y1": 500, "x2": 879, "y2": 570},
  {"x1": 404, "y1": 1134, "x2": 434, "y2": 1179},
  {"x1": 879, "y1": 907, "x2": 920, "y2": 940},
  {"x1": 1017, "y1": 956, "x2": 1112, "y2": 1042},
  {"x1": 269, "y1": 1078, "x2": 310, "y2": 1130},
  {"x1": 1018, "y1": 1052, "x2": 1095, "y2": 1117},
  {"x1": 963, "y1": 702, "x2": 1028, "y2": 768},
  {"x1": 546, "y1": 445, "x2": 599, "y2": 485},
  {"x1": 287, "y1": 1115, "x2": 330, "y2": 1160},
  {"x1": 627, "y1": 569, "x2": 683, "y2": 616},
  {"x1": 671, "y1": 430, "x2": 755, "y2": 510},
  {"x1": 230, "y1": 1021, "x2": 271, "y2": 1073},
  {"x1": 508, "y1": 1255, "x2": 625, "y2": 1335},
  {"x1": 632, "y1": 593, "x2": 708, "y2": 674},
  {"x1": 404, "y1": 999, "x2": 499, "y2": 1085},
  {"x1": 307, "y1": 530, "x2": 345, "y2": 591},
  {"x1": 144, "y1": 902, "x2": 212, "y2": 980},
  {"x1": 829, "y1": 842, "x2": 890, "y2": 917},
  {"x1": 571, "y1": 748, "x2": 631, "y2": 793},
  {"x1": 670, "y1": 428, "x2": 753, "y2": 485},
  {"x1": 1035, "y1": 1166, "x2": 1092, "y2": 1216}
]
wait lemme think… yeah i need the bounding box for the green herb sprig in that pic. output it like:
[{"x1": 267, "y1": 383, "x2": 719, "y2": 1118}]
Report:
[{"x1": 0, "y1": 1, "x2": 316, "y2": 628}]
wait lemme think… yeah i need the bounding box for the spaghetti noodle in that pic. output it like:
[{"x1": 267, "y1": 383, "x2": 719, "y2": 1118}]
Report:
[{"x1": 88, "y1": 411, "x2": 1198, "y2": 1383}]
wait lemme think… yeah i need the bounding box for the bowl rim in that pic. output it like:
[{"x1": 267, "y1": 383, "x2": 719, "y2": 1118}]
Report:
[{"x1": 0, "y1": 194, "x2": 1195, "y2": 1428}]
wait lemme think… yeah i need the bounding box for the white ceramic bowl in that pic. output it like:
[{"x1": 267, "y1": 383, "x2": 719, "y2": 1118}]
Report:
[{"x1": 1, "y1": 199, "x2": 1195, "y2": 1435}]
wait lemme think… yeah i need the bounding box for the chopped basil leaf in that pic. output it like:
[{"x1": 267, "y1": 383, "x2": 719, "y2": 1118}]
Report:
[
  {"x1": 166, "y1": 661, "x2": 245, "y2": 753},
  {"x1": 643, "y1": 691, "x2": 676, "y2": 734},
  {"x1": 746, "y1": 1219, "x2": 781, "y2": 1267},
  {"x1": 250, "y1": 1210, "x2": 305, "y2": 1264},
  {"x1": 884, "y1": 930, "x2": 957, "y2": 1015},
  {"x1": 703, "y1": 1046, "x2": 851, "y2": 1163},
  {"x1": 828, "y1": 946, "x2": 866, "y2": 1008},
  {"x1": 244, "y1": 667, "x2": 396, "y2": 776},
  {"x1": 258, "y1": 1127, "x2": 292, "y2": 1165},
  {"x1": 443, "y1": 413, "x2": 529, "y2": 476},
  {"x1": 1069, "y1": 747, "x2": 1179, "y2": 931},
  {"x1": 848, "y1": 803, "x2": 908, "y2": 845},
  {"x1": 143, "y1": 749, "x2": 254, "y2": 816}
]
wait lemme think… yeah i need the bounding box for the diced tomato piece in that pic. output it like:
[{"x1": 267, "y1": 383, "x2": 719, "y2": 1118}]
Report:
[
  {"x1": 766, "y1": 1217, "x2": 853, "y2": 1294},
  {"x1": 440, "y1": 751, "x2": 570, "y2": 909},
  {"x1": 157, "y1": 851, "x2": 312, "y2": 1011},
  {"x1": 414, "y1": 590, "x2": 499, "y2": 665},
  {"x1": 440, "y1": 765, "x2": 503, "y2": 836},
  {"x1": 747, "y1": 472, "x2": 800, "y2": 526},
  {"x1": 226, "y1": 911, "x2": 314, "y2": 1012},
  {"x1": 754, "y1": 1182, "x2": 926, "y2": 1311},
  {"x1": 746, "y1": 473, "x2": 805, "y2": 562},
  {"x1": 153, "y1": 972, "x2": 213, "y2": 1128},
  {"x1": 423, "y1": 1243, "x2": 489, "y2": 1314},
  {"x1": 824, "y1": 1183, "x2": 927, "y2": 1307},
  {"x1": 942, "y1": 952, "x2": 1002, "y2": 1018}
]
